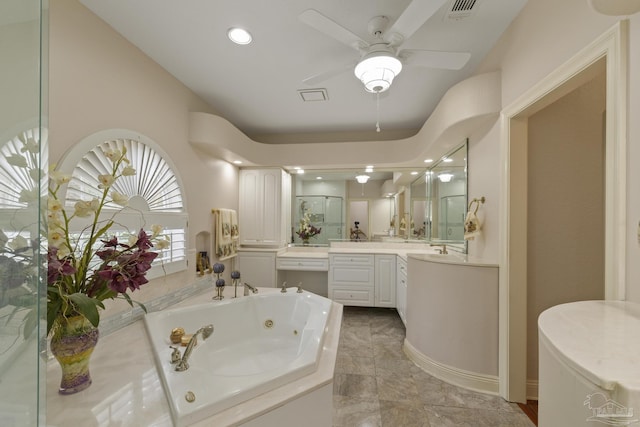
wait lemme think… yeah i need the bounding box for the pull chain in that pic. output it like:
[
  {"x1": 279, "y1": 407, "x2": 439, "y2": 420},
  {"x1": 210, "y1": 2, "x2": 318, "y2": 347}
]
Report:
[{"x1": 375, "y1": 91, "x2": 381, "y2": 133}]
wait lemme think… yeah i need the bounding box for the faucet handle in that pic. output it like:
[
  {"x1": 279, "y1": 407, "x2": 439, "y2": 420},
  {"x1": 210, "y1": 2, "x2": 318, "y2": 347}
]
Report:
[
  {"x1": 281, "y1": 282, "x2": 287, "y2": 293},
  {"x1": 297, "y1": 282, "x2": 303, "y2": 293},
  {"x1": 169, "y1": 346, "x2": 181, "y2": 364}
]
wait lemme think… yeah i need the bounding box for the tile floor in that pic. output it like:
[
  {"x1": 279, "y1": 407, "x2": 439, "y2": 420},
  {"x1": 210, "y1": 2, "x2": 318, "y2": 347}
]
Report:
[{"x1": 333, "y1": 306, "x2": 535, "y2": 427}]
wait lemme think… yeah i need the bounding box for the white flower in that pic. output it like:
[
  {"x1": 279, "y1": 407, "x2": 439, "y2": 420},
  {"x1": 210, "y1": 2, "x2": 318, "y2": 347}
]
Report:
[
  {"x1": 50, "y1": 169, "x2": 72, "y2": 185},
  {"x1": 47, "y1": 229, "x2": 65, "y2": 249},
  {"x1": 18, "y1": 188, "x2": 39, "y2": 203},
  {"x1": 110, "y1": 191, "x2": 129, "y2": 207},
  {"x1": 151, "y1": 224, "x2": 163, "y2": 237},
  {"x1": 20, "y1": 137, "x2": 39, "y2": 154},
  {"x1": 8, "y1": 235, "x2": 28, "y2": 251},
  {"x1": 74, "y1": 200, "x2": 98, "y2": 217},
  {"x1": 6, "y1": 154, "x2": 27, "y2": 168},
  {"x1": 97, "y1": 174, "x2": 115, "y2": 189},
  {"x1": 127, "y1": 234, "x2": 138, "y2": 247},
  {"x1": 104, "y1": 148, "x2": 122, "y2": 162},
  {"x1": 48, "y1": 198, "x2": 63, "y2": 213},
  {"x1": 121, "y1": 165, "x2": 136, "y2": 176},
  {"x1": 155, "y1": 239, "x2": 170, "y2": 250}
]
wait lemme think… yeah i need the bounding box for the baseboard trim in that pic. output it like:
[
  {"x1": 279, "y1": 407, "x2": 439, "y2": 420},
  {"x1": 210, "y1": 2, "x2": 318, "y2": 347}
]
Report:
[
  {"x1": 527, "y1": 379, "x2": 538, "y2": 401},
  {"x1": 403, "y1": 339, "x2": 499, "y2": 395}
]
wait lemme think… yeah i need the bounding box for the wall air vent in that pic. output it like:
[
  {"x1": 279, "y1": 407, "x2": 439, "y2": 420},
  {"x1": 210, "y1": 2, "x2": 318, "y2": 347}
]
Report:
[{"x1": 445, "y1": 0, "x2": 480, "y2": 21}]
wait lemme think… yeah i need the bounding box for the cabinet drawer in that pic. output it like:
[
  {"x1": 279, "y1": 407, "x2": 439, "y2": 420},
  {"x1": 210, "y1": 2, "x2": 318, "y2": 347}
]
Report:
[
  {"x1": 330, "y1": 254, "x2": 374, "y2": 266},
  {"x1": 332, "y1": 287, "x2": 374, "y2": 306},
  {"x1": 276, "y1": 257, "x2": 329, "y2": 271},
  {"x1": 330, "y1": 265, "x2": 374, "y2": 285}
]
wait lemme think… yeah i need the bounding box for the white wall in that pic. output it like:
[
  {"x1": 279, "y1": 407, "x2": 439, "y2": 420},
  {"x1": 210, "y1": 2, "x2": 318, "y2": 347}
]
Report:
[
  {"x1": 50, "y1": 0, "x2": 239, "y2": 316},
  {"x1": 469, "y1": 0, "x2": 640, "y2": 303}
]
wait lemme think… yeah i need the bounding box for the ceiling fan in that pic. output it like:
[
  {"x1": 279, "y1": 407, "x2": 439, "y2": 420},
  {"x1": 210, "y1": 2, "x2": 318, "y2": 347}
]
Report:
[{"x1": 299, "y1": 0, "x2": 471, "y2": 93}]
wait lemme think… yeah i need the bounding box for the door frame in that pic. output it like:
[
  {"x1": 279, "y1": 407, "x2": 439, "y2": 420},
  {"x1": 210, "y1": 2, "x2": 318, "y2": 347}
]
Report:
[{"x1": 498, "y1": 21, "x2": 628, "y2": 402}]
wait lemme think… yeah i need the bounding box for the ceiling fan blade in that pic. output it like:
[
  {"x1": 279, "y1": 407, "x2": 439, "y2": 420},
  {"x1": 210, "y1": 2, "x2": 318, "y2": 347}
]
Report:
[
  {"x1": 388, "y1": 0, "x2": 448, "y2": 43},
  {"x1": 400, "y1": 49, "x2": 471, "y2": 70},
  {"x1": 299, "y1": 9, "x2": 368, "y2": 51},
  {"x1": 302, "y1": 62, "x2": 356, "y2": 86}
]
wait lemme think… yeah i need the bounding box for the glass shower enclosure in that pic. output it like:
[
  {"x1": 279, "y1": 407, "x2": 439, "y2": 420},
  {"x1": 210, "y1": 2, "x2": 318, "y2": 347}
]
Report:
[{"x1": 294, "y1": 196, "x2": 343, "y2": 245}]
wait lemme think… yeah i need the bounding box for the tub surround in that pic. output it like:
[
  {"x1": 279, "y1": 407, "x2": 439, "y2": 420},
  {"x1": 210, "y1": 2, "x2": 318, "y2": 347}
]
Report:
[
  {"x1": 46, "y1": 287, "x2": 342, "y2": 427},
  {"x1": 404, "y1": 255, "x2": 500, "y2": 395}
]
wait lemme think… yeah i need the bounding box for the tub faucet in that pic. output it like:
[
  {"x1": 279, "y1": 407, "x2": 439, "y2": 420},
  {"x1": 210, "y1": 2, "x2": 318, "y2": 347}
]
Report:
[
  {"x1": 175, "y1": 324, "x2": 214, "y2": 372},
  {"x1": 430, "y1": 244, "x2": 448, "y2": 254},
  {"x1": 243, "y1": 282, "x2": 258, "y2": 296}
]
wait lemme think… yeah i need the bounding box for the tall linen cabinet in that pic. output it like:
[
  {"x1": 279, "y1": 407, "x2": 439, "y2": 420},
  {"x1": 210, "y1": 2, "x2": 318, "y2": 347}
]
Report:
[{"x1": 238, "y1": 168, "x2": 292, "y2": 247}]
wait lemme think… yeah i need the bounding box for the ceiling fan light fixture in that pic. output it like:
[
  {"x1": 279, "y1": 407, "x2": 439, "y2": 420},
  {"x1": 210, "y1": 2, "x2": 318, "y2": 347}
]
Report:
[{"x1": 354, "y1": 52, "x2": 402, "y2": 93}]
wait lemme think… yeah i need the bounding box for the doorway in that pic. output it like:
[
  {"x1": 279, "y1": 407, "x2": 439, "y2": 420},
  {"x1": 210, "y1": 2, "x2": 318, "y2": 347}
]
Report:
[{"x1": 499, "y1": 22, "x2": 628, "y2": 403}]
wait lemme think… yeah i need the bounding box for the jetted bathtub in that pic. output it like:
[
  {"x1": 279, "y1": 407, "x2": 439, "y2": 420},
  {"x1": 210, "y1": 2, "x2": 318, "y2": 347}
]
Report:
[{"x1": 144, "y1": 289, "x2": 333, "y2": 427}]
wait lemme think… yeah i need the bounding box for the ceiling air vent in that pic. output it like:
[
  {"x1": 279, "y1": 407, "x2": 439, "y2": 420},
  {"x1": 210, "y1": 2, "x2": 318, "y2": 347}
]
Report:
[
  {"x1": 298, "y1": 88, "x2": 328, "y2": 102},
  {"x1": 445, "y1": 0, "x2": 480, "y2": 21}
]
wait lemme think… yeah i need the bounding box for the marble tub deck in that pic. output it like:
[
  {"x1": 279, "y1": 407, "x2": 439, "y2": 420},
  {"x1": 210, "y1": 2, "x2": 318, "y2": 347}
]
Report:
[{"x1": 334, "y1": 307, "x2": 535, "y2": 427}]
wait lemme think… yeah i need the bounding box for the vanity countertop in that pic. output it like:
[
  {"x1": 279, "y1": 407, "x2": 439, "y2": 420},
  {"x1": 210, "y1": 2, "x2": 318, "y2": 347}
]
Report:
[
  {"x1": 538, "y1": 300, "x2": 640, "y2": 393},
  {"x1": 45, "y1": 287, "x2": 342, "y2": 427},
  {"x1": 408, "y1": 253, "x2": 498, "y2": 267}
]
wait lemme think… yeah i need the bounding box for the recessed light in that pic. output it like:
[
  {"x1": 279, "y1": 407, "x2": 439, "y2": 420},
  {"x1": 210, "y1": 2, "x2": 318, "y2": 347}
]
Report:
[
  {"x1": 227, "y1": 27, "x2": 252, "y2": 45},
  {"x1": 424, "y1": 159, "x2": 433, "y2": 163},
  {"x1": 233, "y1": 160, "x2": 242, "y2": 164},
  {"x1": 443, "y1": 158, "x2": 453, "y2": 163},
  {"x1": 293, "y1": 166, "x2": 301, "y2": 170},
  {"x1": 297, "y1": 169, "x2": 305, "y2": 174},
  {"x1": 316, "y1": 176, "x2": 322, "y2": 180},
  {"x1": 411, "y1": 171, "x2": 418, "y2": 175}
]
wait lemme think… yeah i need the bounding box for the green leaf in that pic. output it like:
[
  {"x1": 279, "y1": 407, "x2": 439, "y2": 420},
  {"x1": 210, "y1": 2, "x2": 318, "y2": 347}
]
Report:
[
  {"x1": 67, "y1": 293, "x2": 101, "y2": 328},
  {"x1": 47, "y1": 298, "x2": 62, "y2": 336}
]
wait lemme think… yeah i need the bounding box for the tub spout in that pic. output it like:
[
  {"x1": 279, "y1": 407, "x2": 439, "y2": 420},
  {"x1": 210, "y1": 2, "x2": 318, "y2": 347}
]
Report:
[
  {"x1": 175, "y1": 324, "x2": 214, "y2": 372},
  {"x1": 243, "y1": 282, "x2": 258, "y2": 296}
]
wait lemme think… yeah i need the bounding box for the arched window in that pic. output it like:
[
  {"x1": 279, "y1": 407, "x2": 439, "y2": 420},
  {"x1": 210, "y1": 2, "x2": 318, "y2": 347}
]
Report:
[{"x1": 59, "y1": 130, "x2": 187, "y2": 278}]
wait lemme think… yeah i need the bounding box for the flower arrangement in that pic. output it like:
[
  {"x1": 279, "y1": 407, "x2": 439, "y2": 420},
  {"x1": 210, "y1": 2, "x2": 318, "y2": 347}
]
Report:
[
  {"x1": 296, "y1": 209, "x2": 321, "y2": 241},
  {"x1": 47, "y1": 146, "x2": 169, "y2": 336}
]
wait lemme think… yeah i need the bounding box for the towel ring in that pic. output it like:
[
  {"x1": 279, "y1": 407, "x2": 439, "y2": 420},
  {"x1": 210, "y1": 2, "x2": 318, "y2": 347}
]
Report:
[{"x1": 468, "y1": 197, "x2": 485, "y2": 214}]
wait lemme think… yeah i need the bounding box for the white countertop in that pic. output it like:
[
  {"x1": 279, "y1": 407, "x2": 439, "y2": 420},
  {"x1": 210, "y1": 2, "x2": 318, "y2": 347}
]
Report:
[
  {"x1": 538, "y1": 300, "x2": 640, "y2": 393},
  {"x1": 407, "y1": 253, "x2": 498, "y2": 267},
  {"x1": 46, "y1": 287, "x2": 342, "y2": 427}
]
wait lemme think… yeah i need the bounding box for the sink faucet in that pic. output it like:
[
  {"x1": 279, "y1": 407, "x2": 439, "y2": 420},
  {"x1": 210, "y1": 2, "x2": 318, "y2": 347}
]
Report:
[
  {"x1": 174, "y1": 324, "x2": 214, "y2": 372},
  {"x1": 243, "y1": 282, "x2": 258, "y2": 296},
  {"x1": 281, "y1": 281, "x2": 287, "y2": 293},
  {"x1": 430, "y1": 243, "x2": 448, "y2": 254}
]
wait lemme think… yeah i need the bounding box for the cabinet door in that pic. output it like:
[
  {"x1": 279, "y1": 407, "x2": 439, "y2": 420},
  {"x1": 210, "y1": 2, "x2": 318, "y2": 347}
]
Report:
[
  {"x1": 239, "y1": 170, "x2": 261, "y2": 245},
  {"x1": 259, "y1": 169, "x2": 281, "y2": 245},
  {"x1": 237, "y1": 252, "x2": 276, "y2": 288},
  {"x1": 396, "y1": 258, "x2": 407, "y2": 325},
  {"x1": 375, "y1": 255, "x2": 396, "y2": 307}
]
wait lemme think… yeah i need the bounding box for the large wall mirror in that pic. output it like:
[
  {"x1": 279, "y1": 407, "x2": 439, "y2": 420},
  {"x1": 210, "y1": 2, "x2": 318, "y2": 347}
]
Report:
[{"x1": 426, "y1": 140, "x2": 468, "y2": 246}]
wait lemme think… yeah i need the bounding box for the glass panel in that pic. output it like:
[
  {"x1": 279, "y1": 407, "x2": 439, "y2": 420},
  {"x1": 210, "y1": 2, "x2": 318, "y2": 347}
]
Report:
[
  {"x1": 294, "y1": 196, "x2": 343, "y2": 245},
  {"x1": 0, "y1": 0, "x2": 47, "y2": 424}
]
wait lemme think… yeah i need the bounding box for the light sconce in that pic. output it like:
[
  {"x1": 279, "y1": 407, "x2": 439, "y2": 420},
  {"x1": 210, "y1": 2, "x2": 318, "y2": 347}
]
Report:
[
  {"x1": 438, "y1": 173, "x2": 454, "y2": 183},
  {"x1": 355, "y1": 175, "x2": 370, "y2": 184},
  {"x1": 354, "y1": 50, "x2": 403, "y2": 93}
]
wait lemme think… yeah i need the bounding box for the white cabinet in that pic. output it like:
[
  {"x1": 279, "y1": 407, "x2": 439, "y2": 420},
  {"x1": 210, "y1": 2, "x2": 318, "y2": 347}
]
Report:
[
  {"x1": 329, "y1": 254, "x2": 375, "y2": 306},
  {"x1": 396, "y1": 256, "x2": 407, "y2": 325},
  {"x1": 329, "y1": 253, "x2": 397, "y2": 308},
  {"x1": 237, "y1": 251, "x2": 277, "y2": 288},
  {"x1": 375, "y1": 255, "x2": 396, "y2": 308},
  {"x1": 239, "y1": 168, "x2": 291, "y2": 247}
]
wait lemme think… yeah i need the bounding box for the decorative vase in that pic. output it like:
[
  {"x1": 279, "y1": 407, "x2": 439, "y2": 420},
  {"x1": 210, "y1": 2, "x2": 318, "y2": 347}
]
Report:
[
  {"x1": 302, "y1": 239, "x2": 310, "y2": 245},
  {"x1": 50, "y1": 315, "x2": 99, "y2": 395}
]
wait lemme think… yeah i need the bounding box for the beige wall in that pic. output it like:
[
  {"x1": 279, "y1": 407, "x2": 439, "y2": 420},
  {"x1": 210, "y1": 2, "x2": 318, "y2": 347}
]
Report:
[
  {"x1": 468, "y1": 0, "x2": 640, "y2": 303},
  {"x1": 50, "y1": 0, "x2": 239, "y2": 316},
  {"x1": 526, "y1": 73, "x2": 606, "y2": 381}
]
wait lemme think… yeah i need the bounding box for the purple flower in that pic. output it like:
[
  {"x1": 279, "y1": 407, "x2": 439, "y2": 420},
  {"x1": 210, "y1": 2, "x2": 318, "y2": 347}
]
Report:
[
  {"x1": 47, "y1": 248, "x2": 76, "y2": 285},
  {"x1": 134, "y1": 229, "x2": 153, "y2": 251}
]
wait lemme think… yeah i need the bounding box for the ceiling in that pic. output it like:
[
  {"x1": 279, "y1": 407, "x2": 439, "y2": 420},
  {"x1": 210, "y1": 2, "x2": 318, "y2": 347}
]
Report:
[{"x1": 79, "y1": 0, "x2": 527, "y2": 143}]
